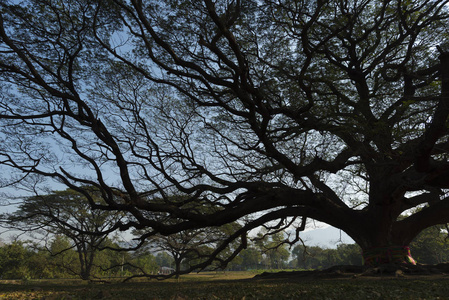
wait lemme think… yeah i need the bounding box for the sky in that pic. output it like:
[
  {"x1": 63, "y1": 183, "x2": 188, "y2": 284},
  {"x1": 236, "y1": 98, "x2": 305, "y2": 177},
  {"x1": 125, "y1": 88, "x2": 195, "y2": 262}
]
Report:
[
  {"x1": 0, "y1": 215, "x2": 355, "y2": 249},
  {"x1": 303, "y1": 226, "x2": 354, "y2": 248}
]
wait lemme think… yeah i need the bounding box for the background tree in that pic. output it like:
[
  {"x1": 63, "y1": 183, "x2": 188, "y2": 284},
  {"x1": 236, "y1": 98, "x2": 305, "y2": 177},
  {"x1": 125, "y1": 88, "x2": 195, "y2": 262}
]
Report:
[
  {"x1": 47, "y1": 235, "x2": 80, "y2": 278},
  {"x1": 410, "y1": 224, "x2": 449, "y2": 264},
  {"x1": 292, "y1": 245, "x2": 325, "y2": 270},
  {"x1": 142, "y1": 221, "x2": 242, "y2": 278},
  {"x1": 254, "y1": 230, "x2": 290, "y2": 269},
  {"x1": 335, "y1": 244, "x2": 363, "y2": 266},
  {"x1": 234, "y1": 246, "x2": 262, "y2": 270},
  {"x1": 26, "y1": 246, "x2": 54, "y2": 279},
  {"x1": 0, "y1": 241, "x2": 32, "y2": 279},
  {"x1": 155, "y1": 252, "x2": 174, "y2": 269},
  {"x1": 148, "y1": 230, "x2": 210, "y2": 278},
  {"x1": 292, "y1": 243, "x2": 362, "y2": 270},
  {"x1": 1, "y1": 0, "x2": 449, "y2": 272},
  {"x1": 127, "y1": 248, "x2": 159, "y2": 276},
  {"x1": 2, "y1": 188, "x2": 124, "y2": 280},
  {"x1": 0, "y1": 238, "x2": 150, "y2": 279}
]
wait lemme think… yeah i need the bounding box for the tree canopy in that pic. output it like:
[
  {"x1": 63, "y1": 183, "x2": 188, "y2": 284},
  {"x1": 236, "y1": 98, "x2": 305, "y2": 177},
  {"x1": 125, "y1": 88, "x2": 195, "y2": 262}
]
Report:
[
  {"x1": 4, "y1": 188, "x2": 124, "y2": 279},
  {"x1": 1, "y1": 0, "x2": 449, "y2": 269}
]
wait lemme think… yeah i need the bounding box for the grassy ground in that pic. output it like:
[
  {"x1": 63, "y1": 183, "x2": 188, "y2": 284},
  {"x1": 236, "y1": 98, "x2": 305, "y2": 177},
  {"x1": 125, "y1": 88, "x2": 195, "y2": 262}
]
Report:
[{"x1": 1, "y1": 271, "x2": 449, "y2": 299}]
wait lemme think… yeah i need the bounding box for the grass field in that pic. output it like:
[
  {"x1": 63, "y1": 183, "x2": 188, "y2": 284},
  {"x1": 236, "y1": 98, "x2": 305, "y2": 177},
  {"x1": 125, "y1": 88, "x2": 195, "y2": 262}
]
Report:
[{"x1": 1, "y1": 271, "x2": 449, "y2": 299}]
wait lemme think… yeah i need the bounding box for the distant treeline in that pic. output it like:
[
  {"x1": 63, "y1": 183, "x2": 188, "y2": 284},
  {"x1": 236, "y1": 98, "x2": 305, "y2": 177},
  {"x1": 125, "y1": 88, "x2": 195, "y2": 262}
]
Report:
[
  {"x1": 0, "y1": 236, "x2": 167, "y2": 280},
  {"x1": 229, "y1": 225, "x2": 449, "y2": 271},
  {"x1": 1, "y1": 225, "x2": 448, "y2": 280}
]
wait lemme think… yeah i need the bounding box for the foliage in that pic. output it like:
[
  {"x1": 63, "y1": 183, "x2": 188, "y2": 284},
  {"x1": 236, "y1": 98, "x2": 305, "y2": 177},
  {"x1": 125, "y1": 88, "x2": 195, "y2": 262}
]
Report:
[
  {"x1": 26, "y1": 248, "x2": 54, "y2": 279},
  {"x1": 155, "y1": 252, "x2": 174, "y2": 269},
  {"x1": 0, "y1": 241, "x2": 33, "y2": 279},
  {"x1": 410, "y1": 225, "x2": 449, "y2": 264},
  {"x1": 292, "y1": 243, "x2": 362, "y2": 270},
  {"x1": 47, "y1": 235, "x2": 80, "y2": 278},
  {"x1": 230, "y1": 229, "x2": 363, "y2": 271},
  {"x1": 0, "y1": 239, "x2": 154, "y2": 280},
  {"x1": 2, "y1": 188, "x2": 124, "y2": 280},
  {"x1": 1, "y1": 0, "x2": 449, "y2": 271},
  {"x1": 230, "y1": 246, "x2": 261, "y2": 270},
  {"x1": 253, "y1": 231, "x2": 290, "y2": 269},
  {"x1": 128, "y1": 250, "x2": 159, "y2": 275}
]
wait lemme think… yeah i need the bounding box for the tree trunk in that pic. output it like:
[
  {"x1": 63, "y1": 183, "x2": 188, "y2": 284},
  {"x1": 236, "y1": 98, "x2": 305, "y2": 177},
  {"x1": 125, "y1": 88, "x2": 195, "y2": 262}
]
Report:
[
  {"x1": 338, "y1": 208, "x2": 419, "y2": 267},
  {"x1": 342, "y1": 221, "x2": 419, "y2": 267},
  {"x1": 332, "y1": 182, "x2": 420, "y2": 267},
  {"x1": 174, "y1": 259, "x2": 181, "y2": 279},
  {"x1": 361, "y1": 246, "x2": 416, "y2": 267}
]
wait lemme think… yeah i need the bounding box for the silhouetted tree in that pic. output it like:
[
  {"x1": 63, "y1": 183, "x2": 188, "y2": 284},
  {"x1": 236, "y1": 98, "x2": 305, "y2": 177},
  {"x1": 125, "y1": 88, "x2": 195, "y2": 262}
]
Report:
[
  {"x1": 1, "y1": 0, "x2": 449, "y2": 269},
  {"x1": 3, "y1": 188, "x2": 123, "y2": 280}
]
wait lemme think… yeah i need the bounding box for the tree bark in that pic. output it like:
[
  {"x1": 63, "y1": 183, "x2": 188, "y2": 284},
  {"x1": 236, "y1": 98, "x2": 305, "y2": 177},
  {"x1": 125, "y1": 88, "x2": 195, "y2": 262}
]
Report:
[{"x1": 174, "y1": 259, "x2": 181, "y2": 280}]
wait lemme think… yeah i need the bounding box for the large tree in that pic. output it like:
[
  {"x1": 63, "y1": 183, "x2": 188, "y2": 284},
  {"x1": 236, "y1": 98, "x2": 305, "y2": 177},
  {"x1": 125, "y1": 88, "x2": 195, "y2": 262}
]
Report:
[{"x1": 1, "y1": 0, "x2": 449, "y2": 269}]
